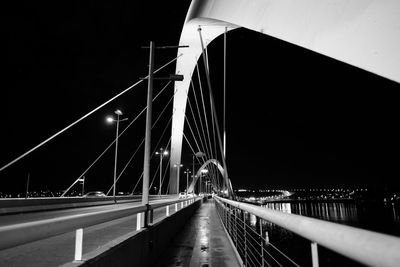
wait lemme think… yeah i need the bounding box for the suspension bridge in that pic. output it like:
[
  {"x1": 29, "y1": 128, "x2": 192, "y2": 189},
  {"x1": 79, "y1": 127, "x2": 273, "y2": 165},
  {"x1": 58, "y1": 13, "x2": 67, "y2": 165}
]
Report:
[{"x1": 1, "y1": 0, "x2": 400, "y2": 266}]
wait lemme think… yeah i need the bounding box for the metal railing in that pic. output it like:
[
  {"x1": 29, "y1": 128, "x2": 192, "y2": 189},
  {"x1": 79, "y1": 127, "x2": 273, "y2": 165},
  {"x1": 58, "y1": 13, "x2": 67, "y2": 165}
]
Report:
[
  {"x1": 214, "y1": 196, "x2": 400, "y2": 267},
  {"x1": 0, "y1": 197, "x2": 199, "y2": 262}
]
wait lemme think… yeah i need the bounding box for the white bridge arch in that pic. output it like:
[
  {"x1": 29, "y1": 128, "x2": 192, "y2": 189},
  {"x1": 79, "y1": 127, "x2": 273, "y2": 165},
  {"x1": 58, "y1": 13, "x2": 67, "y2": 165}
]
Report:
[
  {"x1": 168, "y1": 0, "x2": 400, "y2": 194},
  {"x1": 187, "y1": 159, "x2": 229, "y2": 194}
]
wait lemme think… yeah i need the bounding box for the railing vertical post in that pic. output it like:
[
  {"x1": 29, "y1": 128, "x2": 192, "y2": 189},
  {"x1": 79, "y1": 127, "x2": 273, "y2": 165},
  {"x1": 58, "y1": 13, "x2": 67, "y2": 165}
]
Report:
[
  {"x1": 74, "y1": 228, "x2": 83, "y2": 261},
  {"x1": 311, "y1": 242, "x2": 319, "y2": 267},
  {"x1": 144, "y1": 205, "x2": 149, "y2": 228},
  {"x1": 149, "y1": 208, "x2": 154, "y2": 224},
  {"x1": 243, "y1": 211, "x2": 247, "y2": 267},
  {"x1": 221, "y1": 203, "x2": 225, "y2": 225},
  {"x1": 259, "y1": 217, "x2": 265, "y2": 267},
  {"x1": 229, "y1": 207, "x2": 233, "y2": 236},
  {"x1": 166, "y1": 205, "x2": 170, "y2": 216},
  {"x1": 234, "y1": 208, "x2": 238, "y2": 248},
  {"x1": 175, "y1": 203, "x2": 178, "y2": 212},
  {"x1": 136, "y1": 213, "x2": 142, "y2": 231},
  {"x1": 228, "y1": 205, "x2": 231, "y2": 235},
  {"x1": 225, "y1": 205, "x2": 228, "y2": 228},
  {"x1": 226, "y1": 204, "x2": 230, "y2": 233}
]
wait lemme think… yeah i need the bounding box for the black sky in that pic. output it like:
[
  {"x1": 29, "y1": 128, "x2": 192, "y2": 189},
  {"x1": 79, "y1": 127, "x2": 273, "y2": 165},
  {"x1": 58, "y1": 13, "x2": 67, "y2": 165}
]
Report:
[{"x1": 1, "y1": 1, "x2": 399, "y2": 194}]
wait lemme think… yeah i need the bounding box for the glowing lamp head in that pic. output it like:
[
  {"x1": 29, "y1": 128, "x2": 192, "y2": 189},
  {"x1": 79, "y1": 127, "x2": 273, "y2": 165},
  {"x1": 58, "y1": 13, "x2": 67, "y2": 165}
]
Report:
[{"x1": 106, "y1": 116, "x2": 114, "y2": 123}]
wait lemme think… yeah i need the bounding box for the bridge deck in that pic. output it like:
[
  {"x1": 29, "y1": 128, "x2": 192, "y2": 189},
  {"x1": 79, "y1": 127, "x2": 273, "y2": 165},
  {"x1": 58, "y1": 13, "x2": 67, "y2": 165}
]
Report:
[{"x1": 156, "y1": 199, "x2": 241, "y2": 267}]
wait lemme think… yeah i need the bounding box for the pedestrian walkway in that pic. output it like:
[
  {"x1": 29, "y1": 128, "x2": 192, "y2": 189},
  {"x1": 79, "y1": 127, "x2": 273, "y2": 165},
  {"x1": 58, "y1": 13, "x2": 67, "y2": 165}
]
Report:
[{"x1": 155, "y1": 199, "x2": 241, "y2": 267}]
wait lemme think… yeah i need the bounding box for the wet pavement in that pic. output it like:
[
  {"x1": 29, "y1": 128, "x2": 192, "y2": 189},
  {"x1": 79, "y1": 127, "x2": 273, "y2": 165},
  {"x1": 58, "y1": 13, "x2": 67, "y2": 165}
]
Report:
[{"x1": 156, "y1": 199, "x2": 241, "y2": 267}]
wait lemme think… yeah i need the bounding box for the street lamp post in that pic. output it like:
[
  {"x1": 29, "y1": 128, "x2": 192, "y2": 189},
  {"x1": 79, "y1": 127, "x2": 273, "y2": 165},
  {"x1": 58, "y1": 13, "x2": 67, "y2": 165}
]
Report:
[
  {"x1": 107, "y1": 109, "x2": 128, "y2": 203},
  {"x1": 174, "y1": 163, "x2": 183, "y2": 194},
  {"x1": 200, "y1": 169, "x2": 208, "y2": 195},
  {"x1": 184, "y1": 169, "x2": 191, "y2": 198},
  {"x1": 155, "y1": 148, "x2": 168, "y2": 195},
  {"x1": 205, "y1": 179, "x2": 212, "y2": 195},
  {"x1": 193, "y1": 151, "x2": 205, "y2": 194},
  {"x1": 79, "y1": 175, "x2": 85, "y2": 196}
]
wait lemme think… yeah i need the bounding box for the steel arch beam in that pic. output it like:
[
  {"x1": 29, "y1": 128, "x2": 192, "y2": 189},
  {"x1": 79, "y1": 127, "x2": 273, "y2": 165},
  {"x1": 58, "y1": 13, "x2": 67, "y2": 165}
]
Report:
[
  {"x1": 169, "y1": 0, "x2": 400, "y2": 193},
  {"x1": 188, "y1": 159, "x2": 225, "y2": 193}
]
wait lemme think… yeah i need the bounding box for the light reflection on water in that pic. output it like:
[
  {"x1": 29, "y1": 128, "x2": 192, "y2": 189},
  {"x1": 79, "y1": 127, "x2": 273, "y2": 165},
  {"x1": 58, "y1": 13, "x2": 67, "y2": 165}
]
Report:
[{"x1": 263, "y1": 202, "x2": 359, "y2": 222}]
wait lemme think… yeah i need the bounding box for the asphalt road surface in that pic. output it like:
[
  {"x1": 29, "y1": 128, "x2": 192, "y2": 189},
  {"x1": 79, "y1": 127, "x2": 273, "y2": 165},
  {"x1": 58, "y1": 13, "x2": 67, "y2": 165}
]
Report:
[{"x1": 0, "y1": 198, "x2": 185, "y2": 266}]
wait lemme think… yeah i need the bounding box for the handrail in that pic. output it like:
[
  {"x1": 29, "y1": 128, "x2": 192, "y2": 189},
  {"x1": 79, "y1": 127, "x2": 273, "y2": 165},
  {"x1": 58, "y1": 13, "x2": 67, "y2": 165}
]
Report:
[
  {"x1": 215, "y1": 196, "x2": 400, "y2": 267},
  {"x1": 0, "y1": 197, "x2": 199, "y2": 251}
]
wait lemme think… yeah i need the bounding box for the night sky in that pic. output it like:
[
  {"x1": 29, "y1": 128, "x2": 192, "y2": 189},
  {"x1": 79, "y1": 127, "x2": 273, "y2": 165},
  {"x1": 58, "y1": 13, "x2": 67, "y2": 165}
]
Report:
[{"x1": 1, "y1": 1, "x2": 399, "y2": 194}]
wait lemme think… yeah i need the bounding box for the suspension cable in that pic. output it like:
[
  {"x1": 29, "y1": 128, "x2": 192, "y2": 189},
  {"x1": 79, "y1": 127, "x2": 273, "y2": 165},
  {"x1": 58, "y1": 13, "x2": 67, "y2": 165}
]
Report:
[
  {"x1": 61, "y1": 80, "x2": 172, "y2": 196},
  {"x1": 203, "y1": 45, "x2": 220, "y2": 191},
  {"x1": 62, "y1": 103, "x2": 147, "y2": 197},
  {"x1": 184, "y1": 115, "x2": 204, "y2": 163},
  {"x1": 107, "y1": 92, "x2": 175, "y2": 195},
  {"x1": 149, "y1": 159, "x2": 161, "y2": 191},
  {"x1": 159, "y1": 137, "x2": 172, "y2": 193},
  {"x1": 165, "y1": 159, "x2": 172, "y2": 195},
  {"x1": 106, "y1": 137, "x2": 144, "y2": 196},
  {"x1": 149, "y1": 136, "x2": 171, "y2": 190},
  {"x1": 197, "y1": 56, "x2": 220, "y2": 189},
  {"x1": 0, "y1": 54, "x2": 182, "y2": 173},
  {"x1": 148, "y1": 120, "x2": 173, "y2": 190},
  {"x1": 189, "y1": 66, "x2": 213, "y2": 194},
  {"x1": 182, "y1": 132, "x2": 215, "y2": 191},
  {"x1": 182, "y1": 132, "x2": 206, "y2": 168},
  {"x1": 182, "y1": 124, "x2": 207, "y2": 169},
  {"x1": 183, "y1": 116, "x2": 208, "y2": 176},
  {"x1": 161, "y1": 160, "x2": 171, "y2": 193},
  {"x1": 183, "y1": 90, "x2": 209, "y2": 168},
  {"x1": 186, "y1": 80, "x2": 220, "y2": 192},
  {"x1": 198, "y1": 26, "x2": 233, "y2": 197},
  {"x1": 187, "y1": 79, "x2": 208, "y2": 156},
  {"x1": 130, "y1": 114, "x2": 173, "y2": 195},
  {"x1": 194, "y1": 64, "x2": 211, "y2": 158},
  {"x1": 131, "y1": 172, "x2": 144, "y2": 194},
  {"x1": 205, "y1": 46, "x2": 220, "y2": 194},
  {"x1": 129, "y1": 105, "x2": 175, "y2": 195},
  {"x1": 196, "y1": 62, "x2": 214, "y2": 161}
]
